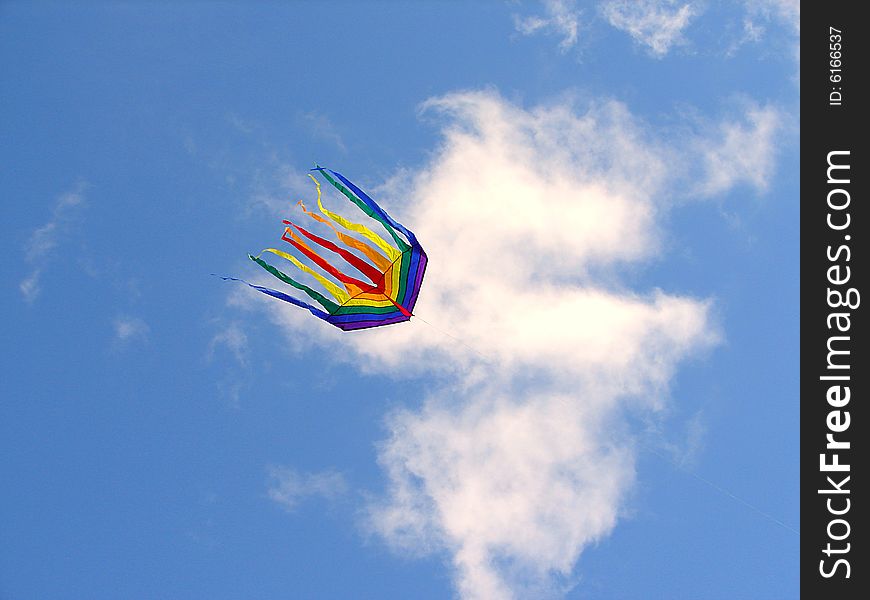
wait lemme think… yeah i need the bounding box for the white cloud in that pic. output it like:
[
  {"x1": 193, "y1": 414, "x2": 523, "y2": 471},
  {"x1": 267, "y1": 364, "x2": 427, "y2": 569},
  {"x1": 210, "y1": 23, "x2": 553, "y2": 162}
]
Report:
[
  {"x1": 514, "y1": 0, "x2": 582, "y2": 53},
  {"x1": 19, "y1": 185, "x2": 86, "y2": 302},
  {"x1": 694, "y1": 102, "x2": 782, "y2": 197},
  {"x1": 600, "y1": 0, "x2": 698, "y2": 57},
  {"x1": 232, "y1": 89, "x2": 777, "y2": 597},
  {"x1": 372, "y1": 391, "x2": 637, "y2": 599},
  {"x1": 113, "y1": 315, "x2": 150, "y2": 343},
  {"x1": 353, "y1": 91, "x2": 720, "y2": 598},
  {"x1": 267, "y1": 466, "x2": 348, "y2": 512}
]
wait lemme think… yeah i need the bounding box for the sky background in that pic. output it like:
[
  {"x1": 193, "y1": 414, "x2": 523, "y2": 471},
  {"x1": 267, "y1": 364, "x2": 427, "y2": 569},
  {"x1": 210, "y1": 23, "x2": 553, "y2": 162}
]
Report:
[{"x1": 1, "y1": 1, "x2": 799, "y2": 599}]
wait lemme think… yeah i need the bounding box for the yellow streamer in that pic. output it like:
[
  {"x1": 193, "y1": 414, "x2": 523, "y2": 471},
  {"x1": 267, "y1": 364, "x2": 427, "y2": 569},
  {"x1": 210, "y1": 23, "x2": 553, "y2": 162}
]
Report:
[
  {"x1": 307, "y1": 174, "x2": 400, "y2": 261},
  {"x1": 261, "y1": 248, "x2": 349, "y2": 304},
  {"x1": 298, "y1": 200, "x2": 392, "y2": 272}
]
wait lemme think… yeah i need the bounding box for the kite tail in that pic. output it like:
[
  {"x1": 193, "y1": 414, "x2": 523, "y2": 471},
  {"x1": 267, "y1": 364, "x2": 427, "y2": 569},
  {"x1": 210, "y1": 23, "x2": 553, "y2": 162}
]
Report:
[
  {"x1": 284, "y1": 220, "x2": 383, "y2": 285},
  {"x1": 298, "y1": 199, "x2": 392, "y2": 272},
  {"x1": 213, "y1": 275, "x2": 333, "y2": 322},
  {"x1": 311, "y1": 166, "x2": 411, "y2": 252},
  {"x1": 305, "y1": 173, "x2": 401, "y2": 261},
  {"x1": 260, "y1": 248, "x2": 349, "y2": 304},
  {"x1": 248, "y1": 254, "x2": 340, "y2": 313},
  {"x1": 326, "y1": 168, "x2": 420, "y2": 248},
  {"x1": 280, "y1": 227, "x2": 372, "y2": 290}
]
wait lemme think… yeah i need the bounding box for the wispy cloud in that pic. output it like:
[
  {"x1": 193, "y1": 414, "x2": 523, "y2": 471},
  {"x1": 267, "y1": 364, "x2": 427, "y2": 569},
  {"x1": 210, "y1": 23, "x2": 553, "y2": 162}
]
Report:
[
  {"x1": 677, "y1": 410, "x2": 707, "y2": 468},
  {"x1": 747, "y1": 0, "x2": 799, "y2": 35},
  {"x1": 248, "y1": 164, "x2": 317, "y2": 218},
  {"x1": 734, "y1": 17, "x2": 766, "y2": 49},
  {"x1": 19, "y1": 184, "x2": 87, "y2": 303},
  {"x1": 694, "y1": 102, "x2": 783, "y2": 197},
  {"x1": 643, "y1": 408, "x2": 708, "y2": 469},
  {"x1": 226, "y1": 112, "x2": 257, "y2": 135},
  {"x1": 205, "y1": 321, "x2": 252, "y2": 407},
  {"x1": 297, "y1": 110, "x2": 347, "y2": 152},
  {"x1": 735, "y1": 0, "x2": 800, "y2": 70},
  {"x1": 513, "y1": 0, "x2": 582, "y2": 53},
  {"x1": 267, "y1": 466, "x2": 348, "y2": 512},
  {"x1": 19, "y1": 272, "x2": 42, "y2": 304},
  {"x1": 600, "y1": 0, "x2": 698, "y2": 57},
  {"x1": 208, "y1": 321, "x2": 250, "y2": 368},
  {"x1": 113, "y1": 315, "x2": 150, "y2": 343}
]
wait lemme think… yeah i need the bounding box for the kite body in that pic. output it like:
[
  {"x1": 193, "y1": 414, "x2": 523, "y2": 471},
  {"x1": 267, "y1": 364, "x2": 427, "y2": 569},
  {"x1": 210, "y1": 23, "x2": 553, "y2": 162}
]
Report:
[{"x1": 227, "y1": 166, "x2": 426, "y2": 331}]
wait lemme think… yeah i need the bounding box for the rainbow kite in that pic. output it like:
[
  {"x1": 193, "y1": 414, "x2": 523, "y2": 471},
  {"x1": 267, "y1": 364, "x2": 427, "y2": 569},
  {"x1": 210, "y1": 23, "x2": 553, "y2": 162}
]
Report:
[{"x1": 223, "y1": 166, "x2": 427, "y2": 331}]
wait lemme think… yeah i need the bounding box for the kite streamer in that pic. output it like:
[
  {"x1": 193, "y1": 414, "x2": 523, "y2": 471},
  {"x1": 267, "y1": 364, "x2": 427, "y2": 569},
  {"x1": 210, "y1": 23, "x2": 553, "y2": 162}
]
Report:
[{"x1": 224, "y1": 166, "x2": 427, "y2": 331}]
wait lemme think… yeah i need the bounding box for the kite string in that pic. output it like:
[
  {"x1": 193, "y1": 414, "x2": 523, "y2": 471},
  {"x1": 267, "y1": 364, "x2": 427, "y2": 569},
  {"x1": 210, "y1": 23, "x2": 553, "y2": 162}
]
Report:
[
  {"x1": 412, "y1": 313, "x2": 496, "y2": 365},
  {"x1": 639, "y1": 441, "x2": 800, "y2": 536}
]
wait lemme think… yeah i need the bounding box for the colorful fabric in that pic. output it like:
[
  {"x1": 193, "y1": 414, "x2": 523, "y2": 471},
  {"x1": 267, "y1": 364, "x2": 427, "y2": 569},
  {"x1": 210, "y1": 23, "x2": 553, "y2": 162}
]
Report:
[{"x1": 228, "y1": 166, "x2": 427, "y2": 331}]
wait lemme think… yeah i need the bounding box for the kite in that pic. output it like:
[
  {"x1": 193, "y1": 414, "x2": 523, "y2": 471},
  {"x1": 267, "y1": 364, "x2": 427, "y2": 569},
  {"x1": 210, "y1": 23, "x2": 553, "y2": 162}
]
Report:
[{"x1": 222, "y1": 166, "x2": 427, "y2": 331}]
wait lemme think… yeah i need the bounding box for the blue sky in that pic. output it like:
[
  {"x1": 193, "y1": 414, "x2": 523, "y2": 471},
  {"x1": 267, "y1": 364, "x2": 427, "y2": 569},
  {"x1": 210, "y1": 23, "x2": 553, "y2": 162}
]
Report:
[{"x1": 1, "y1": 2, "x2": 799, "y2": 598}]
